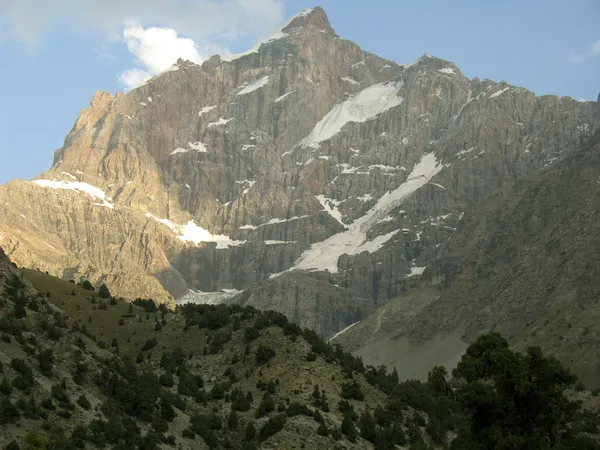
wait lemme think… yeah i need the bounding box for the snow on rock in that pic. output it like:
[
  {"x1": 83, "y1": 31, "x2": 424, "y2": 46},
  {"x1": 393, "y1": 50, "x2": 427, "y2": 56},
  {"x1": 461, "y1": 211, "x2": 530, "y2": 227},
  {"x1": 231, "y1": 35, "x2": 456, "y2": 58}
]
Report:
[
  {"x1": 279, "y1": 153, "x2": 444, "y2": 274},
  {"x1": 208, "y1": 117, "x2": 233, "y2": 127},
  {"x1": 178, "y1": 289, "x2": 240, "y2": 306},
  {"x1": 456, "y1": 147, "x2": 476, "y2": 157},
  {"x1": 264, "y1": 240, "x2": 296, "y2": 245},
  {"x1": 315, "y1": 195, "x2": 344, "y2": 225},
  {"x1": 178, "y1": 221, "x2": 246, "y2": 249},
  {"x1": 241, "y1": 144, "x2": 256, "y2": 150},
  {"x1": 408, "y1": 266, "x2": 426, "y2": 277},
  {"x1": 299, "y1": 81, "x2": 405, "y2": 149},
  {"x1": 145, "y1": 213, "x2": 179, "y2": 232},
  {"x1": 237, "y1": 75, "x2": 270, "y2": 96},
  {"x1": 198, "y1": 105, "x2": 216, "y2": 116},
  {"x1": 222, "y1": 8, "x2": 314, "y2": 62},
  {"x1": 32, "y1": 180, "x2": 114, "y2": 208},
  {"x1": 274, "y1": 91, "x2": 294, "y2": 102},
  {"x1": 171, "y1": 148, "x2": 189, "y2": 155},
  {"x1": 357, "y1": 193, "x2": 373, "y2": 202},
  {"x1": 328, "y1": 322, "x2": 359, "y2": 343},
  {"x1": 145, "y1": 213, "x2": 245, "y2": 249},
  {"x1": 341, "y1": 76, "x2": 359, "y2": 84},
  {"x1": 61, "y1": 172, "x2": 77, "y2": 180},
  {"x1": 438, "y1": 68, "x2": 455, "y2": 75},
  {"x1": 489, "y1": 87, "x2": 509, "y2": 99},
  {"x1": 189, "y1": 141, "x2": 208, "y2": 152}
]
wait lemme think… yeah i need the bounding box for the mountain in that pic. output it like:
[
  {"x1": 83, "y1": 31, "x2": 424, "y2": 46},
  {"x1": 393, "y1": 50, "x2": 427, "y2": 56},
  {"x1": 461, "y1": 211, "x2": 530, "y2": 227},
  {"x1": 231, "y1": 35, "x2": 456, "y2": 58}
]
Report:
[
  {"x1": 335, "y1": 130, "x2": 600, "y2": 388},
  {"x1": 1, "y1": 248, "x2": 599, "y2": 449},
  {"x1": 0, "y1": 7, "x2": 599, "y2": 338}
]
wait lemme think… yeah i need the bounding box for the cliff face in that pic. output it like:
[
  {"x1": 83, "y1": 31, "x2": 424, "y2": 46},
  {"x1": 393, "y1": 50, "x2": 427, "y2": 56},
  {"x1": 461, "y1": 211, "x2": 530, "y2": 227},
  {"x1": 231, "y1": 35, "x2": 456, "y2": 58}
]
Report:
[
  {"x1": 335, "y1": 131, "x2": 600, "y2": 387},
  {"x1": 0, "y1": 7, "x2": 598, "y2": 336}
]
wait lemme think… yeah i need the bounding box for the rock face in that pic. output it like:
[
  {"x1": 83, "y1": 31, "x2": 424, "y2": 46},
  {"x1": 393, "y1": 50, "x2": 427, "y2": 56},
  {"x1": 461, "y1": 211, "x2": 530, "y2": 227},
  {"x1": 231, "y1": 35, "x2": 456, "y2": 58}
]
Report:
[
  {"x1": 336, "y1": 130, "x2": 600, "y2": 387},
  {"x1": 0, "y1": 7, "x2": 599, "y2": 337}
]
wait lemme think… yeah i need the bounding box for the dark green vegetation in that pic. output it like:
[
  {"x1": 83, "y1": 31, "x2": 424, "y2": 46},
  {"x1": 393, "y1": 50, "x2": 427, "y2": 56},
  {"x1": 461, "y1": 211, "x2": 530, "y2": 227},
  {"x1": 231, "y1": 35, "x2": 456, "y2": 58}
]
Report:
[{"x1": 0, "y1": 255, "x2": 599, "y2": 449}]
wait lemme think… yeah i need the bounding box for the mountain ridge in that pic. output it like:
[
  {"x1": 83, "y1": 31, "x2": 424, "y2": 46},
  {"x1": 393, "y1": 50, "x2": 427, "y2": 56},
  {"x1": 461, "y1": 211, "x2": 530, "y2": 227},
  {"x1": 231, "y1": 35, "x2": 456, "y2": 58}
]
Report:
[{"x1": 0, "y1": 6, "x2": 598, "y2": 339}]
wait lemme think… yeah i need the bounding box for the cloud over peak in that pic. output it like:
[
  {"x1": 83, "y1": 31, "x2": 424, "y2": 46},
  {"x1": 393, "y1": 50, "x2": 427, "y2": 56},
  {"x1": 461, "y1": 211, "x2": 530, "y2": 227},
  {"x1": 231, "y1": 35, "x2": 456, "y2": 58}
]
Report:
[{"x1": 118, "y1": 22, "x2": 204, "y2": 90}]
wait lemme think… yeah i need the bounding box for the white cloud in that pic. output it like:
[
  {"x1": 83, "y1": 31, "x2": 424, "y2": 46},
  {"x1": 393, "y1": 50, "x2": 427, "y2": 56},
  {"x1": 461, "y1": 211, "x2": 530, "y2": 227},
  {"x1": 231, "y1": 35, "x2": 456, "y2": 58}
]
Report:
[
  {"x1": 117, "y1": 22, "x2": 207, "y2": 89},
  {"x1": 122, "y1": 22, "x2": 203, "y2": 74},
  {"x1": 118, "y1": 68, "x2": 152, "y2": 90},
  {"x1": 0, "y1": 0, "x2": 285, "y2": 88},
  {"x1": 569, "y1": 39, "x2": 600, "y2": 63}
]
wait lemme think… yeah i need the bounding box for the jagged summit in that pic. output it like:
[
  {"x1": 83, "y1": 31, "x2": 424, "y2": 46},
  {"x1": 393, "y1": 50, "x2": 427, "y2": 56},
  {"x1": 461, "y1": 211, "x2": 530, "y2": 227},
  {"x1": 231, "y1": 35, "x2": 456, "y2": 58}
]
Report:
[{"x1": 282, "y1": 6, "x2": 334, "y2": 33}]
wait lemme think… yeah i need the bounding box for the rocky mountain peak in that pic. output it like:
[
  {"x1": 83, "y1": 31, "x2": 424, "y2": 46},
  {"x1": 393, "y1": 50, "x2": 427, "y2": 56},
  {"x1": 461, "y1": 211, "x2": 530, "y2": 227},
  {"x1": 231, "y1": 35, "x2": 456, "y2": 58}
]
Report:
[
  {"x1": 0, "y1": 6, "x2": 598, "y2": 340},
  {"x1": 282, "y1": 6, "x2": 333, "y2": 33}
]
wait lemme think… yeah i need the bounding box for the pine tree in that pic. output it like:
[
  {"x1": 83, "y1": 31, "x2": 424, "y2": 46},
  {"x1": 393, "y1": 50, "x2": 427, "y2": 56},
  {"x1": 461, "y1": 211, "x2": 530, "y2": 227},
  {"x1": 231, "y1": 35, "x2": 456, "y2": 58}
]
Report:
[{"x1": 228, "y1": 410, "x2": 239, "y2": 430}]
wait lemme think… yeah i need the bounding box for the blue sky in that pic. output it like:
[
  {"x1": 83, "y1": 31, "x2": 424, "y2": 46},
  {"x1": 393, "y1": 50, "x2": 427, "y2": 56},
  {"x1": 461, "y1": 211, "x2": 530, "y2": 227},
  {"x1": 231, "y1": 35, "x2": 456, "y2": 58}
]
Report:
[{"x1": 0, "y1": 0, "x2": 598, "y2": 184}]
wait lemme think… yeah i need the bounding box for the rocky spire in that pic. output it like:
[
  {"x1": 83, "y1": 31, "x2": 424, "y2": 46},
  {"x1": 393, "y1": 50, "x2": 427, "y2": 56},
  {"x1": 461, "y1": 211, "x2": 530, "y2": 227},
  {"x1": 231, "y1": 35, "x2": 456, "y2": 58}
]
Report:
[{"x1": 282, "y1": 6, "x2": 334, "y2": 34}]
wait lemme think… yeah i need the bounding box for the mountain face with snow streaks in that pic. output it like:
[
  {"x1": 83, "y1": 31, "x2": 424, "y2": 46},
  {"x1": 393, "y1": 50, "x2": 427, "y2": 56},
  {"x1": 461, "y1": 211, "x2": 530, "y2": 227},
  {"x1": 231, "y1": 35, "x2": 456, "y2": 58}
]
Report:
[{"x1": 0, "y1": 7, "x2": 598, "y2": 337}]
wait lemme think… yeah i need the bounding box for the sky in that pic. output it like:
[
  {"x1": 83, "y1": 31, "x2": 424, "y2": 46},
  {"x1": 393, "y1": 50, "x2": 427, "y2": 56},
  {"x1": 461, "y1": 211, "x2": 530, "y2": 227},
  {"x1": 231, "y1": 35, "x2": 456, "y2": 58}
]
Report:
[{"x1": 0, "y1": 0, "x2": 598, "y2": 184}]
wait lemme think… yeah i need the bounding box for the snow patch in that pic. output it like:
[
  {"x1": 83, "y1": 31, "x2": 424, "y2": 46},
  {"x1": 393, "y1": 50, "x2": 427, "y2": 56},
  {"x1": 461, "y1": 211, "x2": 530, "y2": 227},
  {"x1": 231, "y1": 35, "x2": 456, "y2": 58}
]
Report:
[
  {"x1": 280, "y1": 153, "x2": 444, "y2": 274},
  {"x1": 237, "y1": 75, "x2": 270, "y2": 96},
  {"x1": 264, "y1": 240, "x2": 296, "y2": 245},
  {"x1": 33, "y1": 180, "x2": 113, "y2": 208},
  {"x1": 208, "y1": 117, "x2": 233, "y2": 127},
  {"x1": 241, "y1": 144, "x2": 256, "y2": 150},
  {"x1": 438, "y1": 68, "x2": 455, "y2": 75},
  {"x1": 145, "y1": 213, "x2": 245, "y2": 249},
  {"x1": 61, "y1": 172, "x2": 77, "y2": 180},
  {"x1": 178, "y1": 289, "x2": 239, "y2": 306},
  {"x1": 274, "y1": 91, "x2": 294, "y2": 102},
  {"x1": 198, "y1": 105, "x2": 216, "y2": 117},
  {"x1": 315, "y1": 195, "x2": 344, "y2": 225},
  {"x1": 189, "y1": 141, "x2": 208, "y2": 152},
  {"x1": 489, "y1": 87, "x2": 509, "y2": 98},
  {"x1": 408, "y1": 266, "x2": 426, "y2": 277},
  {"x1": 178, "y1": 220, "x2": 246, "y2": 249},
  {"x1": 341, "y1": 76, "x2": 359, "y2": 84},
  {"x1": 299, "y1": 81, "x2": 405, "y2": 149}
]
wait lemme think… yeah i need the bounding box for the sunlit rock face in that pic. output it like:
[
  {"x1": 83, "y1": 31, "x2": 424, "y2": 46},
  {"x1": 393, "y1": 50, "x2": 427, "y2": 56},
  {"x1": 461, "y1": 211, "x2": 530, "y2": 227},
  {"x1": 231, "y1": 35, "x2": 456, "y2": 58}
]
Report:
[{"x1": 0, "y1": 7, "x2": 598, "y2": 336}]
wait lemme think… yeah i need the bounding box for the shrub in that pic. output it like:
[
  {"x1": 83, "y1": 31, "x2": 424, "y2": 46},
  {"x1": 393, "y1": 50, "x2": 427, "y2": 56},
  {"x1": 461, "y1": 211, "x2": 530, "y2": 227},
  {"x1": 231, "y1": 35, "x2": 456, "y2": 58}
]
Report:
[
  {"x1": 4, "y1": 440, "x2": 20, "y2": 450},
  {"x1": 159, "y1": 372, "x2": 175, "y2": 387},
  {"x1": 228, "y1": 410, "x2": 239, "y2": 429},
  {"x1": 243, "y1": 421, "x2": 256, "y2": 441},
  {"x1": 341, "y1": 380, "x2": 364, "y2": 401},
  {"x1": 244, "y1": 327, "x2": 260, "y2": 342},
  {"x1": 142, "y1": 337, "x2": 158, "y2": 351},
  {"x1": 0, "y1": 398, "x2": 20, "y2": 425},
  {"x1": 341, "y1": 416, "x2": 357, "y2": 442},
  {"x1": 77, "y1": 395, "x2": 91, "y2": 410},
  {"x1": 81, "y1": 280, "x2": 95, "y2": 291},
  {"x1": 37, "y1": 349, "x2": 55, "y2": 377},
  {"x1": 258, "y1": 414, "x2": 287, "y2": 442},
  {"x1": 256, "y1": 345, "x2": 276, "y2": 365},
  {"x1": 98, "y1": 283, "x2": 111, "y2": 299}
]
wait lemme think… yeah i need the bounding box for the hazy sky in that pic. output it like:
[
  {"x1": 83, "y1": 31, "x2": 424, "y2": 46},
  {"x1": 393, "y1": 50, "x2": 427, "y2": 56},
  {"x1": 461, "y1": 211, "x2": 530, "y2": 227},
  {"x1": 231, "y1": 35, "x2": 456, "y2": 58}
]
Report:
[{"x1": 0, "y1": 0, "x2": 598, "y2": 183}]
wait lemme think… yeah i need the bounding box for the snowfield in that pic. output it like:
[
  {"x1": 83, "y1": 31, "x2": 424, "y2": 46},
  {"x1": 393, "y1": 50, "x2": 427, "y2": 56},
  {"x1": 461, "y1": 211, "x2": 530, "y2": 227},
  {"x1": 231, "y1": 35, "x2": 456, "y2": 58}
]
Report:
[
  {"x1": 299, "y1": 80, "x2": 405, "y2": 149},
  {"x1": 276, "y1": 152, "x2": 444, "y2": 274}
]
